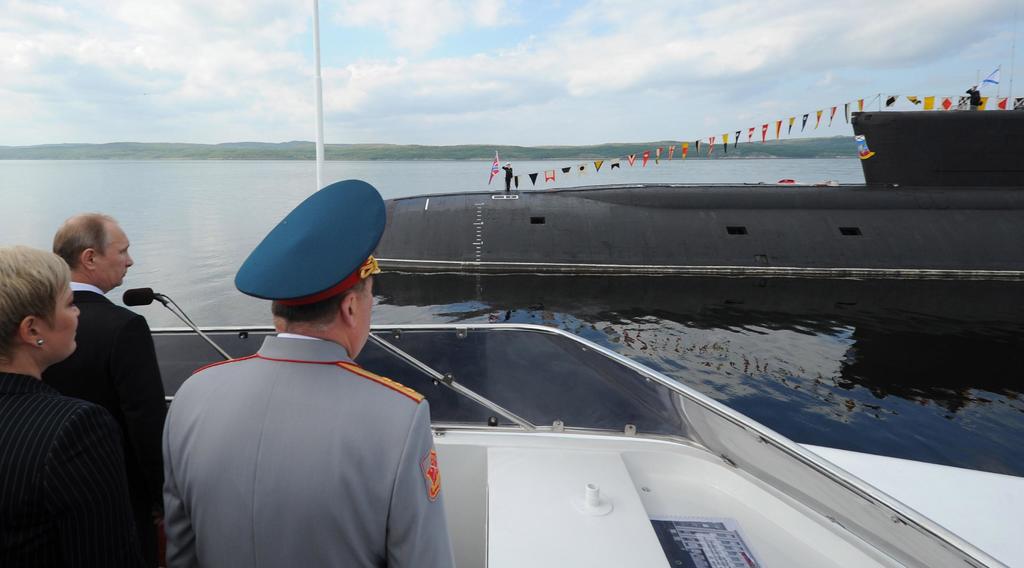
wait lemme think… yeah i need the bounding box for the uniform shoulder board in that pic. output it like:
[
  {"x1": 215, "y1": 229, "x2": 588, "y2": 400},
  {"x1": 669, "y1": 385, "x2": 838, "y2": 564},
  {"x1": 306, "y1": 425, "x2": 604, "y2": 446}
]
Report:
[{"x1": 337, "y1": 362, "x2": 424, "y2": 403}]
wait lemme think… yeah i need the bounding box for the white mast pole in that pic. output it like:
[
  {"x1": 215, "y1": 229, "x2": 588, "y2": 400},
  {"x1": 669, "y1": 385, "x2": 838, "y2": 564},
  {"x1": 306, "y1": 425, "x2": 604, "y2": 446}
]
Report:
[
  {"x1": 313, "y1": 0, "x2": 325, "y2": 191},
  {"x1": 1010, "y1": 1, "x2": 1019, "y2": 101}
]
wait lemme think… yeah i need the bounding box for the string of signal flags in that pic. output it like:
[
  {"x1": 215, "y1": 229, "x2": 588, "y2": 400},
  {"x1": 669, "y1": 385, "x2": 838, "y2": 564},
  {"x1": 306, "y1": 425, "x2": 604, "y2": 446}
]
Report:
[{"x1": 488, "y1": 92, "x2": 1024, "y2": 189}]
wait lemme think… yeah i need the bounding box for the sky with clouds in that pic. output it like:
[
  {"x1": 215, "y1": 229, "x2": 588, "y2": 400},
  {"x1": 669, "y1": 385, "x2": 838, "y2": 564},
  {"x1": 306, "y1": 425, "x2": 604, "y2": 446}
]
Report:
[{"x1": 1, "y1": 0, "x2": 1020, "y2": 146}]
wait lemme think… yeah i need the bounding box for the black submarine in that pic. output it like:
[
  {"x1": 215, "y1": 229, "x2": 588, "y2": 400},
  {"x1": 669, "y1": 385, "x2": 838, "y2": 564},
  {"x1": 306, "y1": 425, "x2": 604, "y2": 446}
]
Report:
[{"x1": 374, "y1": 111, "x2": 1024, "y2": 279}]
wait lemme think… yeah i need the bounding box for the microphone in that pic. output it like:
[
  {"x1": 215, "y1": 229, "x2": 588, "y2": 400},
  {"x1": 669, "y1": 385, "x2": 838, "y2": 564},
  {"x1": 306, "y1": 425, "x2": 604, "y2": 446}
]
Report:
[
  {"x1": 122, "y1": 288, "x2": 231, "y2": 361},
  {"x1": 123, "y1": 287, "x2": 160, "y2": 306}
]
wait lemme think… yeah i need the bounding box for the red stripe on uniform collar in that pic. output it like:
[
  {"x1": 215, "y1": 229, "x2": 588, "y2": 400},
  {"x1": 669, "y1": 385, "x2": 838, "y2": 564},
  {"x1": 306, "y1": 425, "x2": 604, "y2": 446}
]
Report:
[{"x1": 251, "y1": 354, "x2": 349, "y2": 365}]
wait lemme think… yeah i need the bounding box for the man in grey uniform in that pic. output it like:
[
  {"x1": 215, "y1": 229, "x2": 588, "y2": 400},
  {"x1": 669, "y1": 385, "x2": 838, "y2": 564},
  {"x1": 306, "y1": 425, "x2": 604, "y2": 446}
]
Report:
[{"x1": 162, "y1": 180, "x2": 454, "y2": 567}]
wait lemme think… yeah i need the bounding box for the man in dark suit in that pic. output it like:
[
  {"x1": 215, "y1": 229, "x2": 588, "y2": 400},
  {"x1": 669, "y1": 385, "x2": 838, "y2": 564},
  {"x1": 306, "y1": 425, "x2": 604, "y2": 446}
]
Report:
[{"x1": 43, "y1": 213, "x2": 166, "y2": 567}]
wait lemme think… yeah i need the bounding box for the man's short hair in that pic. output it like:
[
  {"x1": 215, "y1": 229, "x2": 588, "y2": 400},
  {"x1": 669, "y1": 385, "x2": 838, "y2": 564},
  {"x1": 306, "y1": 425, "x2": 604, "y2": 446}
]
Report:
[
  {"x1": 271, "y1": 279, "x2": 367, "y2": 326},
  {"x1": 53, "y1": 213, "x2": 116, "y2": 270},
  {"x1": 0, "y1": 246, "x2": 71, "y2": 362}
]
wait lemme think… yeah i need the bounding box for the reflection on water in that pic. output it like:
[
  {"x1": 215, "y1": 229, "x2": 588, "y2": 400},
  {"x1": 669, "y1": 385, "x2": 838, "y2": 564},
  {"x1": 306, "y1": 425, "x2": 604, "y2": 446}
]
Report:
[{"x1": 374, "y1": 273, "x2": 1024, "y2": 476}]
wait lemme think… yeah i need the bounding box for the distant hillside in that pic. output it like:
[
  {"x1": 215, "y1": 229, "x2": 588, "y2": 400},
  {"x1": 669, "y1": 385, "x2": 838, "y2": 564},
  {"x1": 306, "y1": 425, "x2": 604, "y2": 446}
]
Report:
[{"x1": 0, "y1": 137, "x2": 858, "y2": 160}]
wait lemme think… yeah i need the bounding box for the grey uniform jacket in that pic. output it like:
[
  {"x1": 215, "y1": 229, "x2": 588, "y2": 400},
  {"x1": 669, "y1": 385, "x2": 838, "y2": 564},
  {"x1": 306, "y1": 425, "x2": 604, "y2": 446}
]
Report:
[{"x1": 162, "y1": 336, "x2": 454, "y2": 568}]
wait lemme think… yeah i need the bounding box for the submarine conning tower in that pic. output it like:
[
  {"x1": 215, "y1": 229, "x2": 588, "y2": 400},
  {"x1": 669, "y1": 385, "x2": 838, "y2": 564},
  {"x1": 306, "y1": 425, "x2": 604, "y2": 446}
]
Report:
[{"x1": 853, "y1": 110, "x2": 1024, "y2": 188}]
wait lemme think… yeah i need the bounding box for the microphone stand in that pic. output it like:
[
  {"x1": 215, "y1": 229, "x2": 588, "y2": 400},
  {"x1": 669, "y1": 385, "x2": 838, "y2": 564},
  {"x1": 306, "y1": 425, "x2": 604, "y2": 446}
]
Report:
[{"x1": 152, "y1": 293, "x2": 232, "y2": 361}]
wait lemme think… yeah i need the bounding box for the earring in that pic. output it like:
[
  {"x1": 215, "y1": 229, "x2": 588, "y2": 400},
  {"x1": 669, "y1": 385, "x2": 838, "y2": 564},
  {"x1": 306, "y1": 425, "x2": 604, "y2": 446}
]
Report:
[{"x1": 36, "y1": 339, "x2": 45, "y2": 346}]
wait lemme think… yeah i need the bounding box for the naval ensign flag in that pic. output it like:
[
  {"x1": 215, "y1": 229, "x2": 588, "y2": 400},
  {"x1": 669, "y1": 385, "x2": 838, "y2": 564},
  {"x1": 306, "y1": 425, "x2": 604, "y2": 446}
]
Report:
[{"x1": 488, "y1": 151, "x2": 500, "y2": 184}]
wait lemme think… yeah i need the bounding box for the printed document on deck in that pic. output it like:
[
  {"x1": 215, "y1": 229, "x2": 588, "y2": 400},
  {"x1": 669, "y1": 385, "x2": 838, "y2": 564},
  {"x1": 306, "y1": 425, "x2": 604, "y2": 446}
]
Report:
[{"x1": 650, "y1": 516, "x2": 761, "y2": 568}]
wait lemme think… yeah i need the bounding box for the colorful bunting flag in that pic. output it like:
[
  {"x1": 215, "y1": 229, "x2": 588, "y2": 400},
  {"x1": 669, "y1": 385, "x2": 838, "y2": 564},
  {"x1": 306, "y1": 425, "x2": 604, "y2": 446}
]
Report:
[
  {"x1": 1016, "y1": 98, "x2": 1024, "y2": 110},
  {"x1": 855, "y1": 135, "x2": 875, "y2": 160},
  {"x1": 957, "y1": 96, "x2": 970, "y2": 110},
  {"x1": 488, "y1": 151, "x2": 500, "y2": 185},
  {"x1": 472, "y1": 94, "x2": 965, "y2": 188},
  {"x1": 491, "y1": 91, "x2": 1003, "y2": 185}
]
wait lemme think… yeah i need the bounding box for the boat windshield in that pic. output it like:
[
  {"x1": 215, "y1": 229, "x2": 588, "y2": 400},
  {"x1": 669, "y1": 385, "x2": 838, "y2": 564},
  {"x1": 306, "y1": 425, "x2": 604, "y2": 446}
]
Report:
[
  {"x1": 155, "y1": 324, "x2": 691, "y2": 438},
  {"x1": 360, "y1": 325, "x2": 689, "y2": 436}
]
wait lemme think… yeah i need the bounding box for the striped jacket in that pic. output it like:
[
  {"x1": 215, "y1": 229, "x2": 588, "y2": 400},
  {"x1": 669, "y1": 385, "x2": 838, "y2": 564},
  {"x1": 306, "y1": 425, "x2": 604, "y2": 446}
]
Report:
[{"x1": 0, "y1": 372, "x2": 143, "y2": 567}]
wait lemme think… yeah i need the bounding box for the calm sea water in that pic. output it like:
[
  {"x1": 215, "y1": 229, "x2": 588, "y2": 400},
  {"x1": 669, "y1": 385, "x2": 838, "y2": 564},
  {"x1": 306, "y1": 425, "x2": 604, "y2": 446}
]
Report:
[{"x1": 3, "y1": 158, "x2": 1023, "y2": 476}]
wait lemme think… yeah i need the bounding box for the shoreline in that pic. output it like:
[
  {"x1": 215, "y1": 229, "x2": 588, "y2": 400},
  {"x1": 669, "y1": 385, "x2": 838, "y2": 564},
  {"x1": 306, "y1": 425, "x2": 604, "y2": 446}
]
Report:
[
  {"x1": 0, "y1": 155, "x2": 860, "y2": 162},
  {"x1": 0, "y1": 137, "x2": 859, "y2": 161}
]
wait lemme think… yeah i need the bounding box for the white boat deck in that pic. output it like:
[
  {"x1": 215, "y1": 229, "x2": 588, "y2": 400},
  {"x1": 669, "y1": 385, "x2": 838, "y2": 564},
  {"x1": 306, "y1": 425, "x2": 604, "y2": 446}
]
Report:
[
  {"x1": 807, "y1": 445, "x2": 1024, "y2": 568},
  {"x1": 153, "y1": 325, "x2": 1017, "y2": 567},
  {"x1": 438, "y1": 431, "x2": 903, "y2": 568}
]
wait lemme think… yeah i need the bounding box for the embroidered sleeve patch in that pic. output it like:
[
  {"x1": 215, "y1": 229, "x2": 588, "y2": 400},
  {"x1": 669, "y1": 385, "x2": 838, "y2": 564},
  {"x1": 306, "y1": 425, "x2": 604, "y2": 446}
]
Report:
[{"x1": 420, "y1": 448, "x2": 441, "y2": 502}]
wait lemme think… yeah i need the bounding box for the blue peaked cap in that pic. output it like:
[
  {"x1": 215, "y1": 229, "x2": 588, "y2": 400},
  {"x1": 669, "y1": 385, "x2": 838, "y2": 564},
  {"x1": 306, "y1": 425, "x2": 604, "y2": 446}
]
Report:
[{"x1": 235, "y1": 179, "x2": 386, "y2": 302}]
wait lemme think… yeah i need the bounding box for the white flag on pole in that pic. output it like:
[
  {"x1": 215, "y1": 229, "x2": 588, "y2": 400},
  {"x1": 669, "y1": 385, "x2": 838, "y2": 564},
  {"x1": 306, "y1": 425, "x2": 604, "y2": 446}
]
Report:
[{"x1": 981, "y1": 67, "x2": 1000, "y2": 87}]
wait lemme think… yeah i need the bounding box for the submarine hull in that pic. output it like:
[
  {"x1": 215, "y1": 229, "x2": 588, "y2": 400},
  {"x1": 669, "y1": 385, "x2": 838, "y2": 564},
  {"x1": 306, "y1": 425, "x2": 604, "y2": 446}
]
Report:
[
  {"x1": 375, "y1": 111, "x2": 1024, "y2": 278},
  {"x1": 375, "y1": 184, "x2": 1024, "y2": 278}
]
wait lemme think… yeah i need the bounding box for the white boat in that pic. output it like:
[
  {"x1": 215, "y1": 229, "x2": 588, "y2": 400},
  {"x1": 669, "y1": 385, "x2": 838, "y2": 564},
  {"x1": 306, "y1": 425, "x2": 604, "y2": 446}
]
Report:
[
  {"x1": 145, "y1": 8, "x2": 1022, "y2": 565},
  {"x1": 154, "y1": 323, "x2": 1024, "y2": 567}
]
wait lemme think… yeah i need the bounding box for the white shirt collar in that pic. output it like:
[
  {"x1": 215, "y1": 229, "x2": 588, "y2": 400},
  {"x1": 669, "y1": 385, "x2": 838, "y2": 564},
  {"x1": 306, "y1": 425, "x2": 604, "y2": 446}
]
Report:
[
  {"x1": 70, "y1": 282, "x2": 105, "y2": 295},
  {"x1": 276, "y1": 332, "x2": 324, "y2": 341}
]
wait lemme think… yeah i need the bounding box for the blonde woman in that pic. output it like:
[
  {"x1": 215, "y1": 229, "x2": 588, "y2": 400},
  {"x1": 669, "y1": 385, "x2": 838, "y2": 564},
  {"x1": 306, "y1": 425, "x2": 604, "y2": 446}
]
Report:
[{"x1": 0, "y1": 245, "x2": 142, "y2": 567}]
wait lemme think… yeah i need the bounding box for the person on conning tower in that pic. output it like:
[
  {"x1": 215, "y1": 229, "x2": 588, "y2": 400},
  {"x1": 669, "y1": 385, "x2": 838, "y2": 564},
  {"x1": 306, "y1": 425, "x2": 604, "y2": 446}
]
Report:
[{"x1": 502, "y1": 161, "x2": 514, "y2": 193}]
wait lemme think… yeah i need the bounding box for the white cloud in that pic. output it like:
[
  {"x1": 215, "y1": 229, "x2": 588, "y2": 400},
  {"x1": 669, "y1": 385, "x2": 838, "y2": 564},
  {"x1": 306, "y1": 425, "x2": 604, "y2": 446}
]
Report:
[
  {"x1": 1, "y1": 0, "x2": 315, "y2": 143},
  {"x1": 0, "y1": 0, "x2": 1017, "y2": 145},
  {"x1": 314, "y1": 0, "x2": 1014, "y2": 143},
  {"x1": 333, "y1": 0, "x2": 509, "y2": 53}
]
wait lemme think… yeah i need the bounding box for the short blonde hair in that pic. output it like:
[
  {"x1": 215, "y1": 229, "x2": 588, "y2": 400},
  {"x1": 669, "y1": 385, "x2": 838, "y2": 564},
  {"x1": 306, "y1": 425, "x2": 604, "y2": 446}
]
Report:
[
  {"x1": 0, "y1": 246, "x2": 71, "y2": 362},
  {"x1": 53, "y1": 213, "x2": 116, "y2": 270}
]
